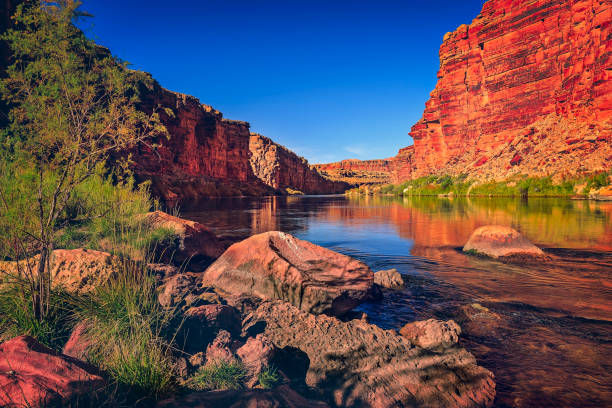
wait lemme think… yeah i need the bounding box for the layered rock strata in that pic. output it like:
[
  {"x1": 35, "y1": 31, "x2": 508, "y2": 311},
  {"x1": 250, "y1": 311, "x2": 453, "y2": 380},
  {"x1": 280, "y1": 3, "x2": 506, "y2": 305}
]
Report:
[{"x1": 319, "y1": 0, "x2": 612, "y2": 183}]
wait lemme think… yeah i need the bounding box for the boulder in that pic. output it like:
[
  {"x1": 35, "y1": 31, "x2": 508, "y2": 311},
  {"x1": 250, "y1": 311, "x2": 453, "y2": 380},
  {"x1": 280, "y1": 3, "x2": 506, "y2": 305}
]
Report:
[
  {"x1": 0, "y1": 249, "x2": 115, "y2": 294},
  {"x1": 141, "y1": 211, "x2": 225, "y2": 268},
  {"x1": 62, "y1": 322, "x2": 95, "y2": 361},
  {"x1": 398, "y1": 319, "x2": 461, "y2": 350},
  {"x1": 242, "y1": 301, "x2": 496, "y2": 408},
  {"x1": 463, "y1": 225, "x2": 545, "y2": 259},
  {"x1": 203, "y1": 231, "x2": 375, "y2": 316},
  {"x1": 589, "y1": 185, "x2": 612, "y2": 201},
  {"x1": 156, "y1": 384, "x2": 329, "y2": 408},
  {"x1": 373, "y1": 268, "x2": 404, "y2": 289},
  {"x1": 0, "y1": 336, "x2": 105, "y2": 408},
  {"x1": 236, "y1": 334, "x2": 276, "y2": 388}
]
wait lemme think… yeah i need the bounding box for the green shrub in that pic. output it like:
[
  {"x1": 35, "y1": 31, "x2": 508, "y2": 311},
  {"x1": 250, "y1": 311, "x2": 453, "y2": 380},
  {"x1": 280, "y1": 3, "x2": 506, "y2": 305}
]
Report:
[
  {"x1": 0, "y1": 277, "x2": 74, "y2": 350},
  {"x1": 72, "y1": 256, "x2": 179, "y2": 398},
  {"x1": 190, "y1": 360, "x2": 248, "y2": 391},
  {"x1": 258, "y1": 365, "x2": 281, "y2": 389}
]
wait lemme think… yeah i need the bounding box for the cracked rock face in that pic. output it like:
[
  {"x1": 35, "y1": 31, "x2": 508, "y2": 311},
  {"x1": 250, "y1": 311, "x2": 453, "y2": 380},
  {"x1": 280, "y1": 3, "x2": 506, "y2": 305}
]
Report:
[
  {"x1": 202, "y1": 231, "x2": 375, "y2": 316},
  {"x1": 242, "y1": 301, "x2": 496, "y2": 408}
]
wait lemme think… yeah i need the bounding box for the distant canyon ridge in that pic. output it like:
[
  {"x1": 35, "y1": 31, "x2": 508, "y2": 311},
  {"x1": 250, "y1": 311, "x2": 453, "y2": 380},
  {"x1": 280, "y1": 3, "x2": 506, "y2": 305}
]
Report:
[
  {"x1": 2, "y1": 0, "x2": 611, "y2": 202},
  {"x1": 317, "y1": 0, "x2": 612, "y2": 185}
]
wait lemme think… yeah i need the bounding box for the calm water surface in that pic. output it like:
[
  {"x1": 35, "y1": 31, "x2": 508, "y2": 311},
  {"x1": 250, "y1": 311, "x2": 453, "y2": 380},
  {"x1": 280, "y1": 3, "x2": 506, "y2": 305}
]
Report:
[{"x1": 183, "y1": 195, "x2": 612, "y2": 408}]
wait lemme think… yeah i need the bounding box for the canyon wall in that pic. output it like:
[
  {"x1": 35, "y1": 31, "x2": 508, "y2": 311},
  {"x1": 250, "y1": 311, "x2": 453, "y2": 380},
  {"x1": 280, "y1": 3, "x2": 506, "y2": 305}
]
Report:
[
  {"x1": 130, "y1": 81, "x2": 350, "y2": 203},
  {"x1": 319, "y1": 0, "x2": 612, "y2": 184},
  {"x1": 408, "y1": 0, "x2": 612, "y2": 180},
  {"x1": 314, "y1": 158, "x2": 395, "y2": 185},
  {"x1": 249, "y1": 133, "x2": 349, "y2": 194}
]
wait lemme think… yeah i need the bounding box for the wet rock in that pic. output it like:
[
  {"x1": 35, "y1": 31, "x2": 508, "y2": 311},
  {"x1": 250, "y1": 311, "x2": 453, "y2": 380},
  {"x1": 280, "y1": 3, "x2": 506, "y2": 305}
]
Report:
[
  {"x1": 155, "y1": 384, "x2": 329, "y2": 408},
  {"x1": 236, "y1": 334, "x2": 276, "y2": 388},
  {"x1": 203, "y1": 231, "x2": 375, "y2": 316},
  {"x1": 453, "y1": 303, "x2": 503, "y2": 337},
  {"x1": 0, "y1": 336, "x2": 105, "y2": 408},
  {"x1": 141, "y1": 211, "x2": 225, "y2": 269},
  {"x1": 242, "y1": 301, "x2": 496, "y2": 407},
  {"x1": 463, "y1": 225, "x2": 545, "y2": 259},
  {"x1": 373, "y1": 268, "x2": 404, "y2": 289},
  {"x1": 398, "y1": 319, "x2": 461, "y2": 350}
]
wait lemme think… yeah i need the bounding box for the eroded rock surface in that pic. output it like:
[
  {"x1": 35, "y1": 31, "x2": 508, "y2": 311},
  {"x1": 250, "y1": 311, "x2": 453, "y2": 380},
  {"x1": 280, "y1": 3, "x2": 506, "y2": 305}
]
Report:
[
  {"x1": 463, "y1": 225, "x2": 545, "y2": 259},
  {"x1": 203, "y1": 231, "x2": 375, "y2": 316},
  {"x1": 242, "y1": 301, "x2": 496, "y2": 408},
  {"x1": 0, "y1": 249, "x2": 115, "y2": 294},
  {"x1": 399, "y1": 319, "x2": 461, "y2": 350}
]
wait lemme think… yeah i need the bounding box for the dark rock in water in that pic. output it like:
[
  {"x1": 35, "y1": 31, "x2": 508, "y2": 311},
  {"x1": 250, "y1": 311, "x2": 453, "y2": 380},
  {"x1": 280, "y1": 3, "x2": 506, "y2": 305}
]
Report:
[
  {"x1": 242, "y1": 301, "x2": 496, "y2": 408},
  {"x1": 203, "y1": 231, "x2": 375, "y2": 316},
  {"x1": 0, "y1": 336, "x2": 105, "y2": 408},
  {"x1": 155, "y1": 384, "x2": 329, "y2": 407},
  {"x1": 463, "y1": 225, "x2": 545, "y2": 260},
  {"x1": 399, "y1": 319, "x2": 461, "y2": 350},
  {"x1": 374, "y1": 268, "x2": 405, "y2": 289}
]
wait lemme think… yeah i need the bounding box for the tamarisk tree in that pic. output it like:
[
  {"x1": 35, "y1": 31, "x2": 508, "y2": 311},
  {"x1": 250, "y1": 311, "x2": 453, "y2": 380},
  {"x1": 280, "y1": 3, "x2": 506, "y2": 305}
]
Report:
[{"x1": 0, "y1": 0, "x2": 166, "y2": 320}]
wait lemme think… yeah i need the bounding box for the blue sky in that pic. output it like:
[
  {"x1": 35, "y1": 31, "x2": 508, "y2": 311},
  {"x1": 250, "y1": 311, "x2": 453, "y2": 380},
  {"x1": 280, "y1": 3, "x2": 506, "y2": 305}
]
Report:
[{"x1": 80, "y1": 1, "x2": 485, "y2": 163}]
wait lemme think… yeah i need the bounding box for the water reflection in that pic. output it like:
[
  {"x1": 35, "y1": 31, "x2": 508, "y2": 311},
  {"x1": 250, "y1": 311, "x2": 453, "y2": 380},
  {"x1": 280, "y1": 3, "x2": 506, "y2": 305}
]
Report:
[{"x1": 183, "y1": 195, "x2": 612, "y2": 408}]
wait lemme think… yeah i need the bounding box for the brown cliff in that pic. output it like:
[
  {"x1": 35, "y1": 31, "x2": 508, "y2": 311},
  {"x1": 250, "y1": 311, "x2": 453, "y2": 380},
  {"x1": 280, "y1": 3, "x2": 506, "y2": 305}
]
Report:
[{"x1": 249, "y1": 133, "x2": 349, "y2": 194}]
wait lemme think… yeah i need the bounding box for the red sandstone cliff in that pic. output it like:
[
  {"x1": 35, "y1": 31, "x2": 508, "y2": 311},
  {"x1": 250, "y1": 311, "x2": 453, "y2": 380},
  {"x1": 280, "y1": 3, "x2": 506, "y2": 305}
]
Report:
[
  {"x1": 319, "y1": 0, "x2": 612, "y2": 183},
  {"x1": 249, "y1": 133, "x2": 349, "y2": 194},
  {"x1": 128, "y1": 82, "x2": 351, "y2": 203},
  {"x1": 409, "y1": 0, "x2": 612, "y2": 180},
  {"x1": 127, "y1": 84, "x2": 275, "y2": 203}
]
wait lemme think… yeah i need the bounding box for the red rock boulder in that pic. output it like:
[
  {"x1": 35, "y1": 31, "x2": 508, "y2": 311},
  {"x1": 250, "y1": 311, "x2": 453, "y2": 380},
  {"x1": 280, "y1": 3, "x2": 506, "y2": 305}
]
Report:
[
  {"x1": 463, "y1": 225, "x2": 545, "y2": 259},
  {"x1": 203, "y1": 231, "x2": 375, "y2": 316},
  {"x1": 0, "y1": 336, "x2": 105, "y2": 407},
  {"x1": 141, "y1": 211, "x2": 224, "y2": 268}
]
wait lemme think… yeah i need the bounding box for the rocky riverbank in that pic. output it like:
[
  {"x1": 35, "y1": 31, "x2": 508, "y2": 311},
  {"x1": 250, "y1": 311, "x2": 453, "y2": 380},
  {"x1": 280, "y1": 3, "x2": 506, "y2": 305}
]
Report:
[{"x1": 0, "y1": 212, "x2": 496, "y2": 408}]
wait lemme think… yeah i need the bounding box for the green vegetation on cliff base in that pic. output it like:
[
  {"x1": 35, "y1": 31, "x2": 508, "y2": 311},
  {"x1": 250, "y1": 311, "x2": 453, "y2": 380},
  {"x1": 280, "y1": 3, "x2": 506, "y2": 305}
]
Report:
[{"x1": 347, "y1": 172, "x2": 612, "y2": 198}]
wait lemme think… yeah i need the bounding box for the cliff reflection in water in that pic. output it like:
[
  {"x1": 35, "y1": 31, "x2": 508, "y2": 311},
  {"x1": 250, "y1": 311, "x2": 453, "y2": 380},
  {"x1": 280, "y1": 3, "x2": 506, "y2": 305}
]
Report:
[{"x1": 184, "y1": 195, "x2": 612, "y2": 408}]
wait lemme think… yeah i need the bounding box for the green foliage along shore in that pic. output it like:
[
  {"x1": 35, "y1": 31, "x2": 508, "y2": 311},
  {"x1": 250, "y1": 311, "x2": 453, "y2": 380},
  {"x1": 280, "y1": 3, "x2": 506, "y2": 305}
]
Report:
[{"x1": 347, "y1": 172, "x2": 612, "y2": 198}]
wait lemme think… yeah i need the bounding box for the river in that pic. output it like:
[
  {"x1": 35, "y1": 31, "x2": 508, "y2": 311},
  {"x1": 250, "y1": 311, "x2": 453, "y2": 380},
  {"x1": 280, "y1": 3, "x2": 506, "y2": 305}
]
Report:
[{"x1": 183, "y1": 195, "x2": 612, "y2": 408}]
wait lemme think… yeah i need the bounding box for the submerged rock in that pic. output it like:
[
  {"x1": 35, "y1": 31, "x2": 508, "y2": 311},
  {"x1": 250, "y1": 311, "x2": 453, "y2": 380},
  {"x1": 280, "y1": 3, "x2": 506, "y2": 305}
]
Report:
[
  {"x1": 242, "y1": 301, "x2": 496, "y2": 408},
  {"x1": 141, "y1": 211, "x2": 225, "y2": 268},
  {"x1": 399, "y1": 319, "x2": 461, "y2": 350},
  {"x1": 373, "y1": 268, "x2": 405, "y2": 289},
  {"x1": 203, "y1": 231, "x2": 375, "y2": 316},
  {"x1": 463, "y1": 225, "x2": 545, "y2": 259},
  {"x1": 0, "y1": 336, "x2": 105, "y2": 408}
]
